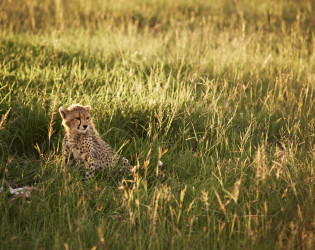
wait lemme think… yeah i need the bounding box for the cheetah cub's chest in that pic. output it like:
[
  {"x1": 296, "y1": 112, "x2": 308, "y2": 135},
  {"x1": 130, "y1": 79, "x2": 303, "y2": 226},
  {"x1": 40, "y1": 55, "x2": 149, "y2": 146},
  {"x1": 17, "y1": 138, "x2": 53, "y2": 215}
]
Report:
[{"x1": 68, "y1": 135, "x2": 91, "y2": 162}]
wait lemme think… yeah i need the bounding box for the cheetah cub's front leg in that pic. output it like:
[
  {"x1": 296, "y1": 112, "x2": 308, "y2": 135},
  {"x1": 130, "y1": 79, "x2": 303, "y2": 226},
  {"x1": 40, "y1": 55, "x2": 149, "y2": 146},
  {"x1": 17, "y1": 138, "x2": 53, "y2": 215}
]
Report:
[
  {"x1": 59, "y1": 104, "x2": 131, "y2": 180},
  {"x1": 83, "y1": 148, "x2": 97, "y2": 180},
  {"x1": 84, "y1": 159, "x2": 97, "y2": 180}
]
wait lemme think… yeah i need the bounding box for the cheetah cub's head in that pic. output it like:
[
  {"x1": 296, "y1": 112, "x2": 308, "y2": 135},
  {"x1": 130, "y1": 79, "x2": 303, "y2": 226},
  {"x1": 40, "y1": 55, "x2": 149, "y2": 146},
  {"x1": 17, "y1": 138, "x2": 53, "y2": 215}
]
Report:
[{"x1": 59, "y1": 104, "x2": 92, "y2": 134}]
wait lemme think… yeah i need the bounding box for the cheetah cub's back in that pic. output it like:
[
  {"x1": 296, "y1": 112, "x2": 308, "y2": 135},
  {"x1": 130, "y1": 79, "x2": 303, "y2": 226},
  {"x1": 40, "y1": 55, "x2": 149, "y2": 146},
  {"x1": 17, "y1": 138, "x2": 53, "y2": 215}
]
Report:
[{"x1": 59, "y1": 104, "x2": 131, "y2": 179}]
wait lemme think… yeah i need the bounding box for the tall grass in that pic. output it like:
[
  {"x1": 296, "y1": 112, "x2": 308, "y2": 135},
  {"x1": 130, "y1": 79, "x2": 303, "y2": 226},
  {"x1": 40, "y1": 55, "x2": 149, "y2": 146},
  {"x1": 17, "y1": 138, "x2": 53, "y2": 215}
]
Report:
[{"x1": 0, "y1": 0, "x2": 314, "y2": 249}]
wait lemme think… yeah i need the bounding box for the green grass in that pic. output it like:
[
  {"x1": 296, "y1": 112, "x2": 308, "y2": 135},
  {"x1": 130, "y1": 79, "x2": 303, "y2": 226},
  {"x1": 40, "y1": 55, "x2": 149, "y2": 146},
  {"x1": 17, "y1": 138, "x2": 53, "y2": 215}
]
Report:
[{"x1": 0, "y1": 0, "x2": 314, "y2": 249}]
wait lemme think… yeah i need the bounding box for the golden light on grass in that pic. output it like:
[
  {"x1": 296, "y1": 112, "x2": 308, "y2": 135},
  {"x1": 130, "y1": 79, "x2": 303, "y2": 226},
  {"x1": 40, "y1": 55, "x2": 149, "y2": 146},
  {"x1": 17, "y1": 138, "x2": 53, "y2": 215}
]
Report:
[{"x1": 0, "y1": 0, "x2": 314, "y2": 248}]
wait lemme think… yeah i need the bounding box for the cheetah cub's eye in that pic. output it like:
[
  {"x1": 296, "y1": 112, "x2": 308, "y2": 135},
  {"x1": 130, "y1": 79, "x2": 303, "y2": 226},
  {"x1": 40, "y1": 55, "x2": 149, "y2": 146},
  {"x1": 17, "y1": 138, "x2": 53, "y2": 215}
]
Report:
[
  {"x1": 75, "y1": 117, "x2": 80, "y2": 120},
  {"x1": 86, "y1": 117, "x2": 90, "y2": 120}
]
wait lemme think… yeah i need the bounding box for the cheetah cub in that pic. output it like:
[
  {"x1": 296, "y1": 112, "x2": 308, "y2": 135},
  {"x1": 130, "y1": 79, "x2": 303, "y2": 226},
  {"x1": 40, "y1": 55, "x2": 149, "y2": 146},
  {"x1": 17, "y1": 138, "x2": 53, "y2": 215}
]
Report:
[{"x1": 59, "y1": 104, "x2": 131, "y2": 179}]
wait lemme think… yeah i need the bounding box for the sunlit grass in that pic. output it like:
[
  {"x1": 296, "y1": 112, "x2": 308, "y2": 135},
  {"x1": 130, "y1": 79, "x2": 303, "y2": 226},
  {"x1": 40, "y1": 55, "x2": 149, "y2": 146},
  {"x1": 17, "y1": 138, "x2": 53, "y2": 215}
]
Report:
[{"x1": 0, "y1": 0, "x2": 314, "y2": 249}]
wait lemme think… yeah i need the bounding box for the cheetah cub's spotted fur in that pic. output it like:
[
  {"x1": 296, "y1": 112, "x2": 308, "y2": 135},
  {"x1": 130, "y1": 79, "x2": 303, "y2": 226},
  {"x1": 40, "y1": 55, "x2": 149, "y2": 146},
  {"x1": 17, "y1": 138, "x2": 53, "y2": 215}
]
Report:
[{"x1": 59, "y1": 104, "x2": 131, "y2": 179}]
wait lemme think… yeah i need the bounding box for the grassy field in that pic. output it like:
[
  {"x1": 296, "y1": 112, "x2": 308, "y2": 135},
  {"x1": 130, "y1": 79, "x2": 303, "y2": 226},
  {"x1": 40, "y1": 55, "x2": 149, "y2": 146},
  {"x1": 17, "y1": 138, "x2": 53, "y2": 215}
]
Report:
[{"x1": 0, "y1": 0, "x2": 314, "y2": 249}]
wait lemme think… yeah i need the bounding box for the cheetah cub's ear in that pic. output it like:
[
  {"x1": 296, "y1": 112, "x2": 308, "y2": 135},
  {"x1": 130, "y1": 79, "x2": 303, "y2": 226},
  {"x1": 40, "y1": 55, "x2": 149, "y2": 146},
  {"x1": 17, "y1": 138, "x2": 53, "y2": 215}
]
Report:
[
  {"x1": 85, "y1": 105, "x2": 91, "y2": 111},
  {"x1": 59, "y1": 106, "x2": 68, "y2": 119}
]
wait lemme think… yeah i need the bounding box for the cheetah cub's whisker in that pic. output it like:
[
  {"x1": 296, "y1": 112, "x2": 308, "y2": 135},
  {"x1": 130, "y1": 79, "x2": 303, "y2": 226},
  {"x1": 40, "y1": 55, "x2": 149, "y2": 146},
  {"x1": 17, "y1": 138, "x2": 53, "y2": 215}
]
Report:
[{"x1": 59, "y1": 104, "x2": 131, "y2": 180}]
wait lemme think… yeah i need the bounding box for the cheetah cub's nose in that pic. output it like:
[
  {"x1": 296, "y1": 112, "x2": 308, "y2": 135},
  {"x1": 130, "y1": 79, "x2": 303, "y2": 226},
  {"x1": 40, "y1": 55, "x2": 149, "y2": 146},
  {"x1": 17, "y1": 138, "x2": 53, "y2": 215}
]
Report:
[{"x1": 83, "y1": 125, "x2": 88, "y2": 129}]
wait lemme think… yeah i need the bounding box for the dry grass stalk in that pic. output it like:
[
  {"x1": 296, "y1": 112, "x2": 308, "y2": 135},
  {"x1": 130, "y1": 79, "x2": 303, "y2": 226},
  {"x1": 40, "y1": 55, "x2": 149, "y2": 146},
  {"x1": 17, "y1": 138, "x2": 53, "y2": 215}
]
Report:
[
  {"x1": 156, "y1": 146, "x2": 168, "y2": 176},
  {"x1": 231, "y1": 178, "x2": 242, "y2": 204},
  {"x1": 255, "y1": 143, "x2": 268, "y2": 185},
  {"x1": 151, "y1": 188, "x2": 161, "y2": 233},
  {"x1": 0, "y1": 108, "x2": 11, "y2": 131},
  {"x1": 188, "y1": 215, "x2": 195, "y2": 242},
  {"x1": 143, "y1": 147, "x2": 152, "y2": 180},
  {"x1": 177, "y1": 185, "x2": 187, "y2": 223},
  {"x1": 200, "y1": 190, "x2": 210, "y2": 226},
  {"x1": 230, "y1": 212, "x2": 238, "y2": 238},
  {"x1": 213, "y1": 186, "x2": 227, "y2": 219},
  {"x1": 48, "y1": 95, "x2": 59, "y2": 147}
]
